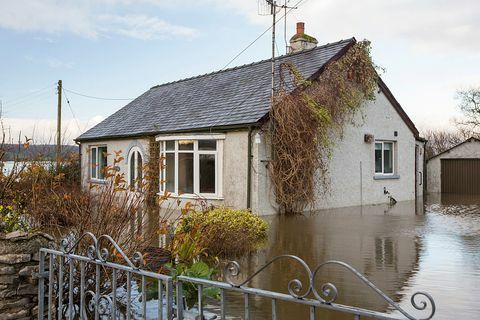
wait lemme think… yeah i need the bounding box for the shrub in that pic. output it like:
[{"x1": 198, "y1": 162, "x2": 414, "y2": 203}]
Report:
[
  {"x1": 176, "y1": 207, "x2": 268, "y2": 258},
  {"x1": 0, "y1": 205, "x2": 30, "y2": 233}
]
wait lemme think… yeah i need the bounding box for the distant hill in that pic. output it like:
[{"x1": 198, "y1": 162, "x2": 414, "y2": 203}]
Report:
[{"x1": 0, "y1": 144, "x2": 78, "y2": 161}]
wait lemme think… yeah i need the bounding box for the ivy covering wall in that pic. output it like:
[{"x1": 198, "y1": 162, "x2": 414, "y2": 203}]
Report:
[{"x1": 268, "y1": 41, "x2": 379, "y2": 214}]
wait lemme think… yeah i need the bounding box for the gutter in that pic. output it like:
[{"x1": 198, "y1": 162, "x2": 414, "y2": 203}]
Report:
[{"x1": 74, "y1": 122, "x2": 262, "y2": 143}]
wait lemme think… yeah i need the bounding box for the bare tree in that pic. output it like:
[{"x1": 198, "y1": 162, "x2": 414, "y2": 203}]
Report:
[
  {"x1": 422, "y1": 129, "x2": 469, "y2": 159},
  {"x1": 456, "y1": 88, "x2": 480, "y2": 129}
]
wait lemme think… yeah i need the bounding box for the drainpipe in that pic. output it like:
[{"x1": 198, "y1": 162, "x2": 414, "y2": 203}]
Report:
[{"x1": 247, "y1": 127, "x2": 253, "y2": 210}]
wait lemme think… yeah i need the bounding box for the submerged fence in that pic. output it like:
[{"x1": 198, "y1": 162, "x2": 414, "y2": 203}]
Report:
[{"x1": 37, "y1": 233, "x2": 436, "y2": 319}]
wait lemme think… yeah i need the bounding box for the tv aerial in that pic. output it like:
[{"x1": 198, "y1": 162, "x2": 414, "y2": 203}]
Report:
[{"x1": 257, "y1": 0, "x2": 298, "y2": 100}]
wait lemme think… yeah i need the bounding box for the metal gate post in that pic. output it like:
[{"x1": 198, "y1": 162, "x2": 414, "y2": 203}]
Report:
[
  {"x1": 37, "y1": 250, "x2": 46, "y2": 320},
  {"x1": 166, "y1": 278, "x2": 174, "y2": 320},
  {"x1": 176, "y1": 279, "x2": 183, "y2": 320}
]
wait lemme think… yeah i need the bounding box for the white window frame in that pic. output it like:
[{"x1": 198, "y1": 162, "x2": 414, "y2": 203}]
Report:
[
  {"x1": 157, "y1": 134, "x2": 224, "y2": 199},
  {"x1": 127, "y1": 146, "x2": 144, "y2": 191},
  {"x1": 90, "y1": 145, "x2": 108, "y2": 182},
  {"x1": 375, "y1": 141, "x2": 395, "y2": 175}
]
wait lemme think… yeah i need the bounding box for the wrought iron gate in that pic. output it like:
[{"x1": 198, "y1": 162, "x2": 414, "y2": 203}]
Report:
[
  {"x1": 37, "y1": 233, "x2": 436, "y2": 319},
  {"x1": 37, "y1": 232, "x2": 173, "y2": 319}
]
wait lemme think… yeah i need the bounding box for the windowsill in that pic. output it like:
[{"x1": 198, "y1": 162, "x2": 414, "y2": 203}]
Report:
[
  {"x1": 156, "y1": 192, "x2": 224, "y2": 201},
  {"x1": 373, "y1": 174, "x2": 400, "y2": 180},
  {"x1": 90, "y1": 179, "x2": 107, "y2": 185}
]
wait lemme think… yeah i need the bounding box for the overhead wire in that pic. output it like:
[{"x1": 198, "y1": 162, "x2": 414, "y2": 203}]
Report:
[
  {"x1": 62, "y1": 88, "x2": 134, "y2": 101},
  {"x1": 208, "y1": 0, "x2": 308, "y2": 131},
  {"x1": 52, "y1": 0, "x2": 309, "y2": 136},
  {"x1": 62, "y1": 88, "x2": 83, "y2": 133},
  {"x1": 2, "y1": 93, "x2": 55, "y2": 116},
  {"x1": 4, "y1": 87, "x2": 55, "y2": 110},
  {"x1": 3, "y1": 83, "x2": 55, "y2": 105}
]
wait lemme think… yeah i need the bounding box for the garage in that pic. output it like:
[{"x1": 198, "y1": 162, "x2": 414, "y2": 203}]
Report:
[
  {"x1": 427, "y1": 137, "x2": 480, "y2": 194},
  {"x1": 441, "y1": 159, "x2": 480, "y2": 194}
]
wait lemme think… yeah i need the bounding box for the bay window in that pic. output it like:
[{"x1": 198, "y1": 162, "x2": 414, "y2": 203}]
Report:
[
  {"x1": 90, "y1": 146, "x2": 107, "y2": 180},
  {"x1": 375, "y1": 141, "x2": 394, "y2": 175},
  {"x1": 158, "y1": 135, "x2": 224, "y2": 197}
]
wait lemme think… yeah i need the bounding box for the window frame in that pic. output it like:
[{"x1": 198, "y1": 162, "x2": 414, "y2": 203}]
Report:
[
  {"x1": 127, "y1": 146, "x2": 144, "y2": 192},
  {"x1": 374, "y1": 141, "x2": 395, "y2": 175},
  {"x1": 90, "y1": 145, "x2": 108, "y2": 182},
  {"x1": 157, "y1": 134, "x2": 224, "y2": 199}
]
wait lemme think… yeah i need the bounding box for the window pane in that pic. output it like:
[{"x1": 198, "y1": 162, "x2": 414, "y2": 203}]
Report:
[
  {"x1": 165, "y1": 140, "x2": 175, "y2": 151},
  {"x1": 137, "y1": 153, "x2": 143, "y2": 186},
  {"x1": 91, "y1": 148, "x2": 97, "y2": 179},
  {"x1": 375, "y1": 143, "x2": 382, "y2": 173},
  {"x1": 200, "y1": 154, "x2": 216, "y2": 193},
  {"x1": 384, "y1": 143, "x2": 393, "y2": 174},
  {"x1": 165, "y1": 153, "x2": 175, "y2": 192},
  {"x1": 199, "y1": 140, "x2": 216, "y2": 151},
  {"x1": 98, "y1": 147, "x2": 107, "y2": 179},
  {"x1": 178, "y1": 153, "x2": 194, "y2": 194},
  {"x1": 129, "y1": 152, "x2": 136, "y2": 186},
  {"x1": 178, "y1": 140, "x2": 194, "y2": 150}
]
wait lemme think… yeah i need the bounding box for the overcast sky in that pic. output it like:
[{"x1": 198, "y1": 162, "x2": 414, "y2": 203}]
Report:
[{"x1": 1, "y1": 0, "x2": 479, "y2": 143}]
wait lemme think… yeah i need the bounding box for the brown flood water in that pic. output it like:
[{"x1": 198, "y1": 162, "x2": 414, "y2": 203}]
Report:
[{"x1": 221, "y1": 194, "x2": 480, "y2": 319}]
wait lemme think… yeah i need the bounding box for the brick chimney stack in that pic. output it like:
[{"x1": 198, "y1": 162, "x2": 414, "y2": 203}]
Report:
[
  {"x1": 289, "y1": 22, "x2": 318, "y2": 54},
  {"x1": 296, "y1": 22, "x2": 305, "y2": 35}
]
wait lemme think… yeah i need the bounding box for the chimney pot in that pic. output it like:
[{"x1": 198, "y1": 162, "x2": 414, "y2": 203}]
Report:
[{"x1": 296, "y1": 22, "x2": 305, "y2": 35}]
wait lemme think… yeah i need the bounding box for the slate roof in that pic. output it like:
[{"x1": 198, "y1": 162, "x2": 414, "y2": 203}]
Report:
[{"x1": 76, "y1": 38, "x2": 355, "y2": 141}]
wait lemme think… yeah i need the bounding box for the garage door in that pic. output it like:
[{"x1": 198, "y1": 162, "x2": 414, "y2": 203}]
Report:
[{"x1": 441, "y1": 159, "x2": 480, "y2": 194}]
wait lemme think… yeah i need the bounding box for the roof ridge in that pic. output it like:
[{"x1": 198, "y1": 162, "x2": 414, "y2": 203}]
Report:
[{"x1": 150, "y1": 37, "x2": 356, "y2": 90}]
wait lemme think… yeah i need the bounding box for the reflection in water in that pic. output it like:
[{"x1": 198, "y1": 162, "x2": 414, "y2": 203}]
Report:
[{"x1": 221, "y1": 196, "x2": 480, "y2": 319}]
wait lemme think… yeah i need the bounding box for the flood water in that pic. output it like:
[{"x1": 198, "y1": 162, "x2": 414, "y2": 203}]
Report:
[{"x1": 222, "y1": 194, "x2": 480, "y2": 319}]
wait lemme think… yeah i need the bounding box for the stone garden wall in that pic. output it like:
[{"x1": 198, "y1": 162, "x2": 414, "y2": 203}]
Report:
[{"x1": 0, "y1": 231, "x2": 55, "y2": 320}]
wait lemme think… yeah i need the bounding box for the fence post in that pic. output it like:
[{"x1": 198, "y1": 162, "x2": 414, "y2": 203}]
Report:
[
  {"x1": 166, "y1": 278, "x2": 174, "y2": 320},
  {"x1": 175, "y1": 279, "x2": 183, "y2": 320},
  {"x1": 37, "y1": 250, "x2": 46, "y2": 320}
]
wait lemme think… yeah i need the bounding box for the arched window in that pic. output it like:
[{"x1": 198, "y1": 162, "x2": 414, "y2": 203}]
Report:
[{"x1": 128, "y1": 147, "x2": 143, "y2": 191}]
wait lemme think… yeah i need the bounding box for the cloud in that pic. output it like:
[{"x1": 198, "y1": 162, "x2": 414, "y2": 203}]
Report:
[
  {"x1": 0, "y1": 1, "x2": 196, "y2": 40},
  {"x1": 300, "y1": 0, "x2": 480, "y2": 53},
  {"x1": 98, "y1": 14, "x2": 196, "y2": 40},
  {"x1": 196, "y1": 0, "x2": 480, "y2": 54},
  {"x1": 0, "y1": 1, "x2": 97, "y2": 38}
]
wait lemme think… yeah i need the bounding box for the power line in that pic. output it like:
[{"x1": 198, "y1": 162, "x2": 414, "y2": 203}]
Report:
[
  {"x1": 208, "y1": 0, "x2": 307, "y2": 131},
  {"x1": 4, "y1": 83, "x2": 55, "y2": 103},
  {"x1": 3, "y1": 93, "x2": 54, "y2": 114},
  {"x1": 4, "y1": 87, "x2": 55, "y2": 109},
  {"x1": 221, "y1": 0, "x2": 306, "y2": 71},
  {"x1": 63, "y1": 88, "x2": 134, "y2": 101},
  {"x1": 62, "y1": 88, "x2": 82, "y2": 133}
]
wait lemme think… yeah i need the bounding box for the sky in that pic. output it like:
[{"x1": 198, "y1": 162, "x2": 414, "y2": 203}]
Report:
[{"x1": 1, "y1": 0, "x2": 479, "y2": 144}]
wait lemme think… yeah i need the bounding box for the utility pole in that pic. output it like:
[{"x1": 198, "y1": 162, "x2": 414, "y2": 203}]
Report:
[
  {"x1": 56, "y1": 80, "x2": 62, "y2": 172},
  {"x1": 271, "y1": 1, "x2": 277, "y2": 103}
]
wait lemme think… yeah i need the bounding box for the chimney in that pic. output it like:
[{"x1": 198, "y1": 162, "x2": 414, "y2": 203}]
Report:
[
  {"x1": 289, "y1": 22, "x2": 318, "y2": 54},
  {"x1": 296, "y1": 22, "x2": 305, "y2": 35}
]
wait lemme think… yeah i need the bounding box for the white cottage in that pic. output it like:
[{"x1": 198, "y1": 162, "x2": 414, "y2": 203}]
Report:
[{"x1": 76, "y1": 26, "x2": 425, "y2": 215}]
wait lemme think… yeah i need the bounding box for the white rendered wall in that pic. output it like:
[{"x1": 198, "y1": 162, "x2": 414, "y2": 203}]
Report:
[
  {"x1": 80, "y1": 138, "x2": 150, "y2": 188},
  {"x1": 253, "y1": 89, "x2": 423, "y2": 215}
]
